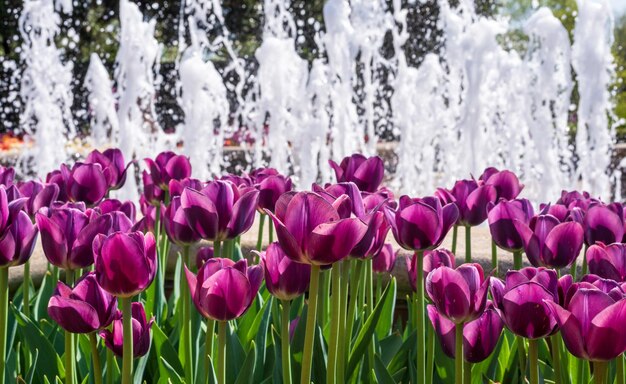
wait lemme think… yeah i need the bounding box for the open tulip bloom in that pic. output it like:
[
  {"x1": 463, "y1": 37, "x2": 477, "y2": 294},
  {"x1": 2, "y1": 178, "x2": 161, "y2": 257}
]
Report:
[
  {"x1": 328, "y1": 154, "x2": 384, "y2": 193},
  {"x1": 487, "y1": 198, "x2": 534, "y2": 269}
]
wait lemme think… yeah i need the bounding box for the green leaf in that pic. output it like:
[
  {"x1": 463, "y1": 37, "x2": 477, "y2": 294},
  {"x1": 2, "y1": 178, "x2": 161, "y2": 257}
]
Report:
[
  {"x1": 11, "y1": 304, "x2": 63, "y2": 383},
  {"x1": 347, "y1": 278, "x2": 396, "y2": 377},
  {"x1": 379, "y1": 334, "x2": 402, "y2": 367},
  {"x1": 251, "y1": 298, "x2": 273, "y2": 383},
  {"x1": 311, "y1": 325, "x2": 327, "y2": 384},
  {"x1": 24, "y1": 348, "x2": 39, "y2": 384},
  {"x1": 373, "y1": 354, "x2": 396, "y2": 384},
  {"x1": 227, "y1": 322, "x2": 246, "y2": 382},
  {"x1": 152, "y1": 321, "x2": 185, "y2": 379},
  {"x1": 34, "y1": 271, "x2": 55, "y2": 322},
  {"x1": 159, "y1": 357, "x2": 184, "y2": 384},
  {"x1": 375, "y1": 279, "x2": 396, "y2": 340},
  {"x1": 234, "y1": 340, "x2": 257, "y2": 384}
]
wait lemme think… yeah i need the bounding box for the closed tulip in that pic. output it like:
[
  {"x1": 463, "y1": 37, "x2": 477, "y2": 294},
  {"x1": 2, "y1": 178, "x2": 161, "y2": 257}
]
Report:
[
  {"x1": 163, "y1": 196, "x2": 200, "y2": 246},
  {"x1": 514, "y1": 214, "x2": 584, "y2": 268},
  {"x1": 100, "y1": 302, "x2": 154, "y2": 358},
  {"x1": 0, "y1": 167, "x2": 15, "y2": 187},
  {"x1": 141, "y1": 170, "x2": 163, "y2": 206},
  {"x1": 479, "y1": 167, "x2": 524, "y2": 201},
  {"x1": 582, "y1": 204, "x2": 624, "y2": 246},
  {"x1": 407, "y1": 248, "x2": 455, "y2": 292},
  {"x1": 587, "y1": 243, "x2": 626, "y2": 282},
  {"x1": 0, "y1": 191, "x2": 39, "y2": 267},
  {"x1": 66, "y1": 162, "x2": 109, "y2": 206},
  {"x1": 181, "y1": 180, "x2": 259, "y2": 241},
  {"x1": 266, "y1": 191, "x2": 368, "y2": 265},
  {"x1": 490, "y1": 267, "x2": 558, "y2": 339},
  {"x1": 427, "y1": 301, "x2": 504, "y2": 363},
  {"x1": 372, "y1": 243, "x2": 397, "y2": 274},
  {"x1": 329, "y1": 154, "x2": 384, "y2": 193},
  {"x1": 448, "y1": 179, "x2": 497, "y2": 226},
  {"x1": 95, "y1": 199, "x2": 136, "y2": 223},
  {"x1": 426, "y1": 263, "x2": 489, "y2": 324},
  {"x1": 93, "y1": 231, "x2": 157, "y2": 297},
  {"x1": 261, "y1": 242, "x2": 310, "y2": 301},
  {"x1": 185, "y1": 258, "x2": 263, "y2": 321},
  {"x1": 545, "y1": 283, "x2": 626, "y2": 361},
  {"x1": 46, "y1": 165, "x2": 70, "y2": 202},
  {"x1": 195, "y1": 246, "x2": 213, "y2": 269},
  {"x1": 48, "y1": 272, "x2": 117, "y2": 333},
  {"x1": 17, "y1": 180, "x2": 59, "y2": 218},
  {"x1": 384, "y1": 196, "x2": 458, "y2": 252},
  {"x1": 255, "y1": 173, "x2": 292, "y2": 213},
  {"x1": 85, "y1": 148, "x2": 127, "y2": 190},
  {"x1": 144, "y1": 151, "x2": 192, "y2": 190},
  {"x1": 487, "y1": 198, "x2": 534, "y2": 252}
]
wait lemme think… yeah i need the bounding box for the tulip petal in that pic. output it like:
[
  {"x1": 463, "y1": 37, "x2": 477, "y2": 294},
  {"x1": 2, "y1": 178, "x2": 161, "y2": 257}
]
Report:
[
  {"x1": 48, "y1": 296, "x2": 100, "y2": 333},
  {"x1": 543, "y1": 222, "x2": 584, "y2": 268},
  {"x1": 427, "y1": 305, "x2": 456, "y2": 359},
  {"x1": 501, "y1": 282, "x2": 557, "y2": 339},
  {"x1": 586, "y1": 299, "x2": 626, "y2": 361},
  {"x1": 266, "y1": 210, "x2": 308, "y2": 264},
  {"x1": 226, "y1": 190, "x2": 259, "y2": 239},
  {"x1": 198, "y1": 268, "x2": 251, "y2": 321},
  {"x1": 284, "y1": 192, "x2": 338, "y2": 252},
  {"x1": 544, "y1": 300, "x2": 588, "y2": 360},
  {"x1": 307, "y1": 218, "x2": 368, "y2": 265},
  {"x1": 181, "y1": 188, "x2": 219, "y2": 240}
]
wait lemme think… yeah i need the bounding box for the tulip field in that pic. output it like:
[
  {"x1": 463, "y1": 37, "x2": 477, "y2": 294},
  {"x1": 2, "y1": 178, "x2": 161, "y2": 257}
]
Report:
[{"x1": 1, "y1": 150, "x2": 626, "y2": 384}]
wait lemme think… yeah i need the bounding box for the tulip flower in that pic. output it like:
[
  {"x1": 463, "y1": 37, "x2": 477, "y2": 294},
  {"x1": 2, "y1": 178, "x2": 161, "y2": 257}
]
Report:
[
  {"x1": 487, "y1": 198, "x2": 534, "y2": 269},
  {"x1": 93, "y1": 231, "x2": 157, "y2": 298},
  {"x1": 0, "y1": 198, "x2": 39, "y2": 268},
  {"x1": 514, "y1": 214, "x2": 584, "y2": 269},
  {"x1": 329, "y1": 154, "x2": 384, "y2": 193},
  {"x1": 65, "y1": 162, "x2": 109, "y2": 206},
  {"x1": 556, "y1": 190, "x2": 597, "y2": 212},
  {"x1": 181, "y1": 180, "x2": 259, "y2": 242},
  {"x1": 261, "y1": 242, "x2": 310, "y2": 301},
  {"x1": 587, "y1": 243, "x2": 626, "y2": 282},
  {"x1": 582, "y1": 203, "x2": 624, "y2": 246},
  {"x1": 0, "y1": 167, "x2": 15, "y2": 187},
  {"x1": 407, "y1": 248, "x2": 455, "y2": 292},
  {"x1": 48, "y1": 272, "x2": 118, "y2": 333},
  {"x1": 168, "y1": 178, "x2": 203, "y2": 198},
  {"x1": 142, "y1": 170, "x2": 163, "y2": 206},
  {"x1": 85, "y1": 148, "x2": 127, "y2": 190},
  {"x1": 479, "y1": 167, "x2": 524, "y2": 201},
  {"x1": 372, "y1": 243, "x2": 397, "y2": 274},
  {"x1": 100, "y1": 302, "x2": 154, "y2": 358},
  {"x1": 163, "y1": 196, "x2": 200, "y2": 246},
  {"x1": 427, "y1": 301, "x2": 504, "y2": 363},
  {"x1": 17, "y1": 180, "x2": 59, "y2": 218},
  {"x1": 95, "y1": 199, "x2": 136, "y2": 223},
  {"x1": 448, "y1": 179, "x2": 497, "y2": 227},
  {"x1": 196, "y1": 246, "x2": 213, "y2": 269},
  {"x1": 255, "y1": 174, "x2": 292, "y2": 212},
  {"x1": 144, "y1": 151, "x2": 192, "y2": 190},
  {"x1": 350, "y1": 210, "x2": 389, "y2": 259}
]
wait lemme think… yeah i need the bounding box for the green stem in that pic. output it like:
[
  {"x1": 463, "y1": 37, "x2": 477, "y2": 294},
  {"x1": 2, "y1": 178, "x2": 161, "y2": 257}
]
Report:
[
  {"x1": 268, "y1": 220, "x2": 274, "y2": 243},
  {"x1": 366, "y1": 259, "x2": 375, "y2": 370},
  {"x1": 317, "y1": 270, "x2": 328, "y2": 326},
  {"x1": 570, "y1": 262, "x2": 577, "y2": 281},
  {"x1": 517, "y1": 336, "x2": 526, "y2": 382},
  {"x1": 0, "y1": 267, "x2": 8, "y2": 384},
  {"x1": 594, "y1": 361, "x2": 608, "y2": 384},
  {"x1": 106, "y1": 348, "x2": 114, "y2": 384},
  {"x1": 491, "y1": 240, "x2": 498, "y2": 275},
  {"x1": 65, "y1": 270, "x2": 76, "y2": 384},
  {"x1": 451, "y1": 225, "x2": 458, "y2": 254},
  {"x1": 550, "y1": 334, "x2": 562, "y2": 384},
  {"x1": 426, "y1": 321, "x2": 435, "y2": 384},
  {"x1": 513, "y1": 251, "x2": 523, "y2": 270},
  {"x1": 617, "y1": 354, "x2": 624, "y2": 384},
  {"x1": 301, "y1": 265, "x2": 321, "y2": 384},
  {"x1": 375, "y1": 274, "x2": 382, "y2": 304},
  {"x1": 217, "y1": 321, "x2": 227, "y2": 384},
  {"x1": 121, "y1": 297, "x2": 134, "y2": 384},
  {"x1": 214, "y1": 240, "x2": 222, "y2": 259},
  {"x1": 153, "y1": 204, "x2": 164, "y2": 323},
  {"x1": 582, "y1": 244, "x2": 589, "y2": 276},
  {"x1": 281, "y1": 300, "x2": 292, "y2": 384},
  {"x1": 455, "y1": 322, "x2": 464, "y2": 384},
  {"x1": 204, "y1": 319, "x2": 215, "y2": 384},
  {"x1": 416, "y1": 250, "x2": 425, "y2": 384},
  {"x1": 90, "y1": 333, "x2": 103, "y2": 384},
  {"x1": 182, "y1": 246, "x2": 193, "y2": 384},
  {"x1": 344, "y1": 260, "x2": 363, "y2": 375},
  {"x1": 337, "y1": 260, "x2": 350, "y2": 382},
  {"x1": 529, "y1": 339, "x2": 539, "y2": 384},
  {"x1": 463, "y1": 360, "x2": 471, "y2": 384},
  {"x1": 223, "y1": 240, "x2": 234, "y2": 260},
  {"x1": 327, "y1": 263, "x2": 341, "y2": 384},
  {"x1": 23, "y1": 260, "x2": 30, "y2": 317},
  {"x1": 465, "y1": 226, "x2": 471, "y2": 263},
  {"x1": 256, "y1": 214, "x2": 265, "y2": 252}
]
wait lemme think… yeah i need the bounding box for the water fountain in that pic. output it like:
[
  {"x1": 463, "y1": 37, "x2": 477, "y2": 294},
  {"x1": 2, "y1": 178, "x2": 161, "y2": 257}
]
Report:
[{"x1": 4, "y1": 0, "x2": 619, "y2": 202}]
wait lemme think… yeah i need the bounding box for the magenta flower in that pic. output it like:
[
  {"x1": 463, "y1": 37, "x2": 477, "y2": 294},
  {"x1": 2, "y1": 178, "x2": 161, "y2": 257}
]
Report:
[
  {"x1": 48, "y1": 272, "x2": 117, "y2": 333},
  {"x1": 0, "y1": 189, "x2": 39, "y2": 267},
  {"x1": 372, "y1": 244, "x2": 397, "y2": 274},
  {"x1": 17, "y1": 180, "x2": 59, "y2": 218},
  {"x1": 255, "y1": 174, "x2": 293, "y2": 213},
  {"x1": 266, "y1": 191, "x2": 368, "y2": 266},
  {"x1": 514, "y1": 213, "x2": 584, "y2": 268},
  {"x1": 587, "y1": 243, "x2": 626, "y2": 282},
  {"x1": 66, "y1": 162, "x2": 109, "y2": 206},
  {"x1": 384, "y1": 196, "x2": 458, "y2": 252},
  {"x1": 490, "y1": 267, "x2": 559, "y2": 339},
  {"x1": 85, "y1": 148, "x2": 127, "y2": 190},
  {"x1": 487, "y1": 198, "x2": 534, "y2": 252},
  {"x1": 93, "y1": 231, "x2": 157, "y2": 297},
  {"x1": 448, "y1": 179, "x2": 497, "y2": 226},
  {"x1": 545, "y1": 282, "x2": 626, "y2": 361},
  {"x1": 100, "y1": 302, "x2": 154, "y2": 358},
  {"x1": 261, "y1": 242, "x2": 310, "y2": 301},
  {"x1": 141, "y1": 170, "x2": 163, "y2": 206},
  {"x1": 144, "y1": 151, "x2": 192, "y2": 190},
  {"x1": 582, "y1": 203, "x2": 624, "y2": 246},
  {"x1": 46, "y1": 165, "x2": 70, "y2": 202},
  {"x1": 407, "y1": 248, "x2": 455, "y2": 292},
  {"x1": 0, "y1": 166, "x2": 15, "y2": 187},
  {"x1": 185, "y1": 258, "x2": 263, "y2": 321},
  {"x1": 163, "y1": 196, "x2": 200, "y2": 246},
  {"x1": 427, "y1": 301, "x2": 504, "y2": 363},
  {"x1": 168, "y1": 178, "x2": 203, "y2": 198},
  {"x1": 479, "y1": 167, "x2": 524, "y2": 201},
  {"x1": 181, "y1": 180, "x2": 259, "y2": 241},
  {"x1": 95, "y1": 199, "x2": 136, "y2": 223},
  {"x1": 195, "y1": 246, "x2": 214, "y2": 270},
  {"x1": 426, "y1": 263, "x2": 489, "y2": 324},
  {"x1": 329, "y1": 154, "x2": 384, "y2": 193}
]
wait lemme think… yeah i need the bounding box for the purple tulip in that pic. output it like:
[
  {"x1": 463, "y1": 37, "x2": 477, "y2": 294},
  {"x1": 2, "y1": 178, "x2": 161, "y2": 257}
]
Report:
[
  {"x1": 196, "y1": 246, "x2": 214, "y2": 269},
  {"x1": 185, "y1": 258, "x2": 263, "y2": 321},
  {"x1": 0, "y1": 188, "x2": 39, "y2": 267},
  {"x1": 556, "y1": 190, "x2": 597, "y2": 212},
  {"x1": 427, "y1": 301, "x2": 504, "y2": 363},
  {"x1": 132, "y1": 195, "x2": 157, "y2": 233},
  {"x1": 329, "y1": 154, "x2": 384, "y2": 193},
  {"x1": 384, "y1": 196, "x2": 458, "y2": 252},
  {"x1": 545, "y1": 283, "x2": 626, "y2": 361},
  {"x1": 85, "y1": 148, "x2": 127, "y2": 190},
  {"x1": 479, "y1": 167, "x2": 523, "y2": 201},
  {"x1": 514, "y1": 214, "x2": 584, "y2": 268},
  {"x1": 46, "y1": 165, "x2": 70, "y2": 202},
  {"x1": 426, "y1": 263, "x2": 489, "y2": 324},
  {"x1": 350, "y1": 211, "x2": 390, "y2": 259},
  {"x1": 181, "y1": 180, "x2": 259, "y2": 241},
  {"x1": 0, "y1": 166, "x2": 15, "y2": 187},
  {"x1": 255, "y1": 174, "x2": 292, "y2": 213},
  {"x1": 587, "y1": 243, "x2": 626, "y2": 282},
  {"x1": 372, "y1": 244, "x2": 397, "y2": 274},
  {"x1": 95, "y1": 199, "x2": 136, "y2": 223},
  {"x1": 141, "y1": 170, "x2": 163, "y2": 206},
  {"x1": 145, "y1": 151, "x2": 192, "y2": 190},
  {"x1": 581, "y1": 204, "x2": 624, "y2": 246},
  {"x1": 48, "y1": 272, "x2": 117, "y2": 333},
  {"x1": 100, "y1": 302, "x2": 154, "y2": 358},
  {"x1": 490, "y1": 267, "x2": 558, "y2": 339},
  {"x1": 448, "y1": 179, "x2": 497, "y2": 226},
  {"x1": 163, "y1": 196, "x2": 200, "y2": 246},
  {"x1": 17, "y1": 181, "x2": 59, "y2": 218},
  {"x1": 220, "y1": 173, "x2": 254, "y2": 190},
  {"x1": 407, "y1": 248, "x2": 455, "y2": 292},
  {"x1": 261, "y1": 242, "x2": 310, "y2": 301},
  {"x1": 67, "y1": 162, "x2": 108, "y2": 206},
  {"x1": 487, "y1": 198, "x2": 534, "y2": 252},
  {"x1": 168, "y1": 178, "x2": 203, "y2": 198},
  {"x1": 266, "y1": 191, "x2": 368, "y2": 266},
  {"x1": 93, "y1": 231, "x2": 157, "y2": 297},
  {"x1": 313, "y1": 182, "x2": 366, "y2": 219}
]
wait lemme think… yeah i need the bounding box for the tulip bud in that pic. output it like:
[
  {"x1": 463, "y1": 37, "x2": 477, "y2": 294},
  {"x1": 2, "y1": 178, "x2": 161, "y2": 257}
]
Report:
[
  {"x1": 17, "y1": 181, "x2": 59, "y2": 218},
  {"x1": 487, "y1": 198, "x2": 534, "y2": 252},
  {"x1": 261, "y1": 242, "x2": 310, "y2": 301},
  {"x1": 144, "y1": 151, "x2": 192, "y2": 190},
  {"x1": 66, "y1": 163, "x2": 108, "y2": 206},
  {"x1": 85, "y1": 148, "x2": 127, "y2": 190},
  {"x1": 587, "y1": 243, "x2": 626, "y2": 282},
  {"x1": 163, "y1": 196, "x2": 200, "y2": 246},
  {"x1": 372, "y1": 244, "x2": 397, "y2": 274},
  {"x1": 329, "y1": 154, "x2": 384, "y2": 193},
  {"x1": 100, "y1": 302, "x2": 154, "y2": 358}
]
